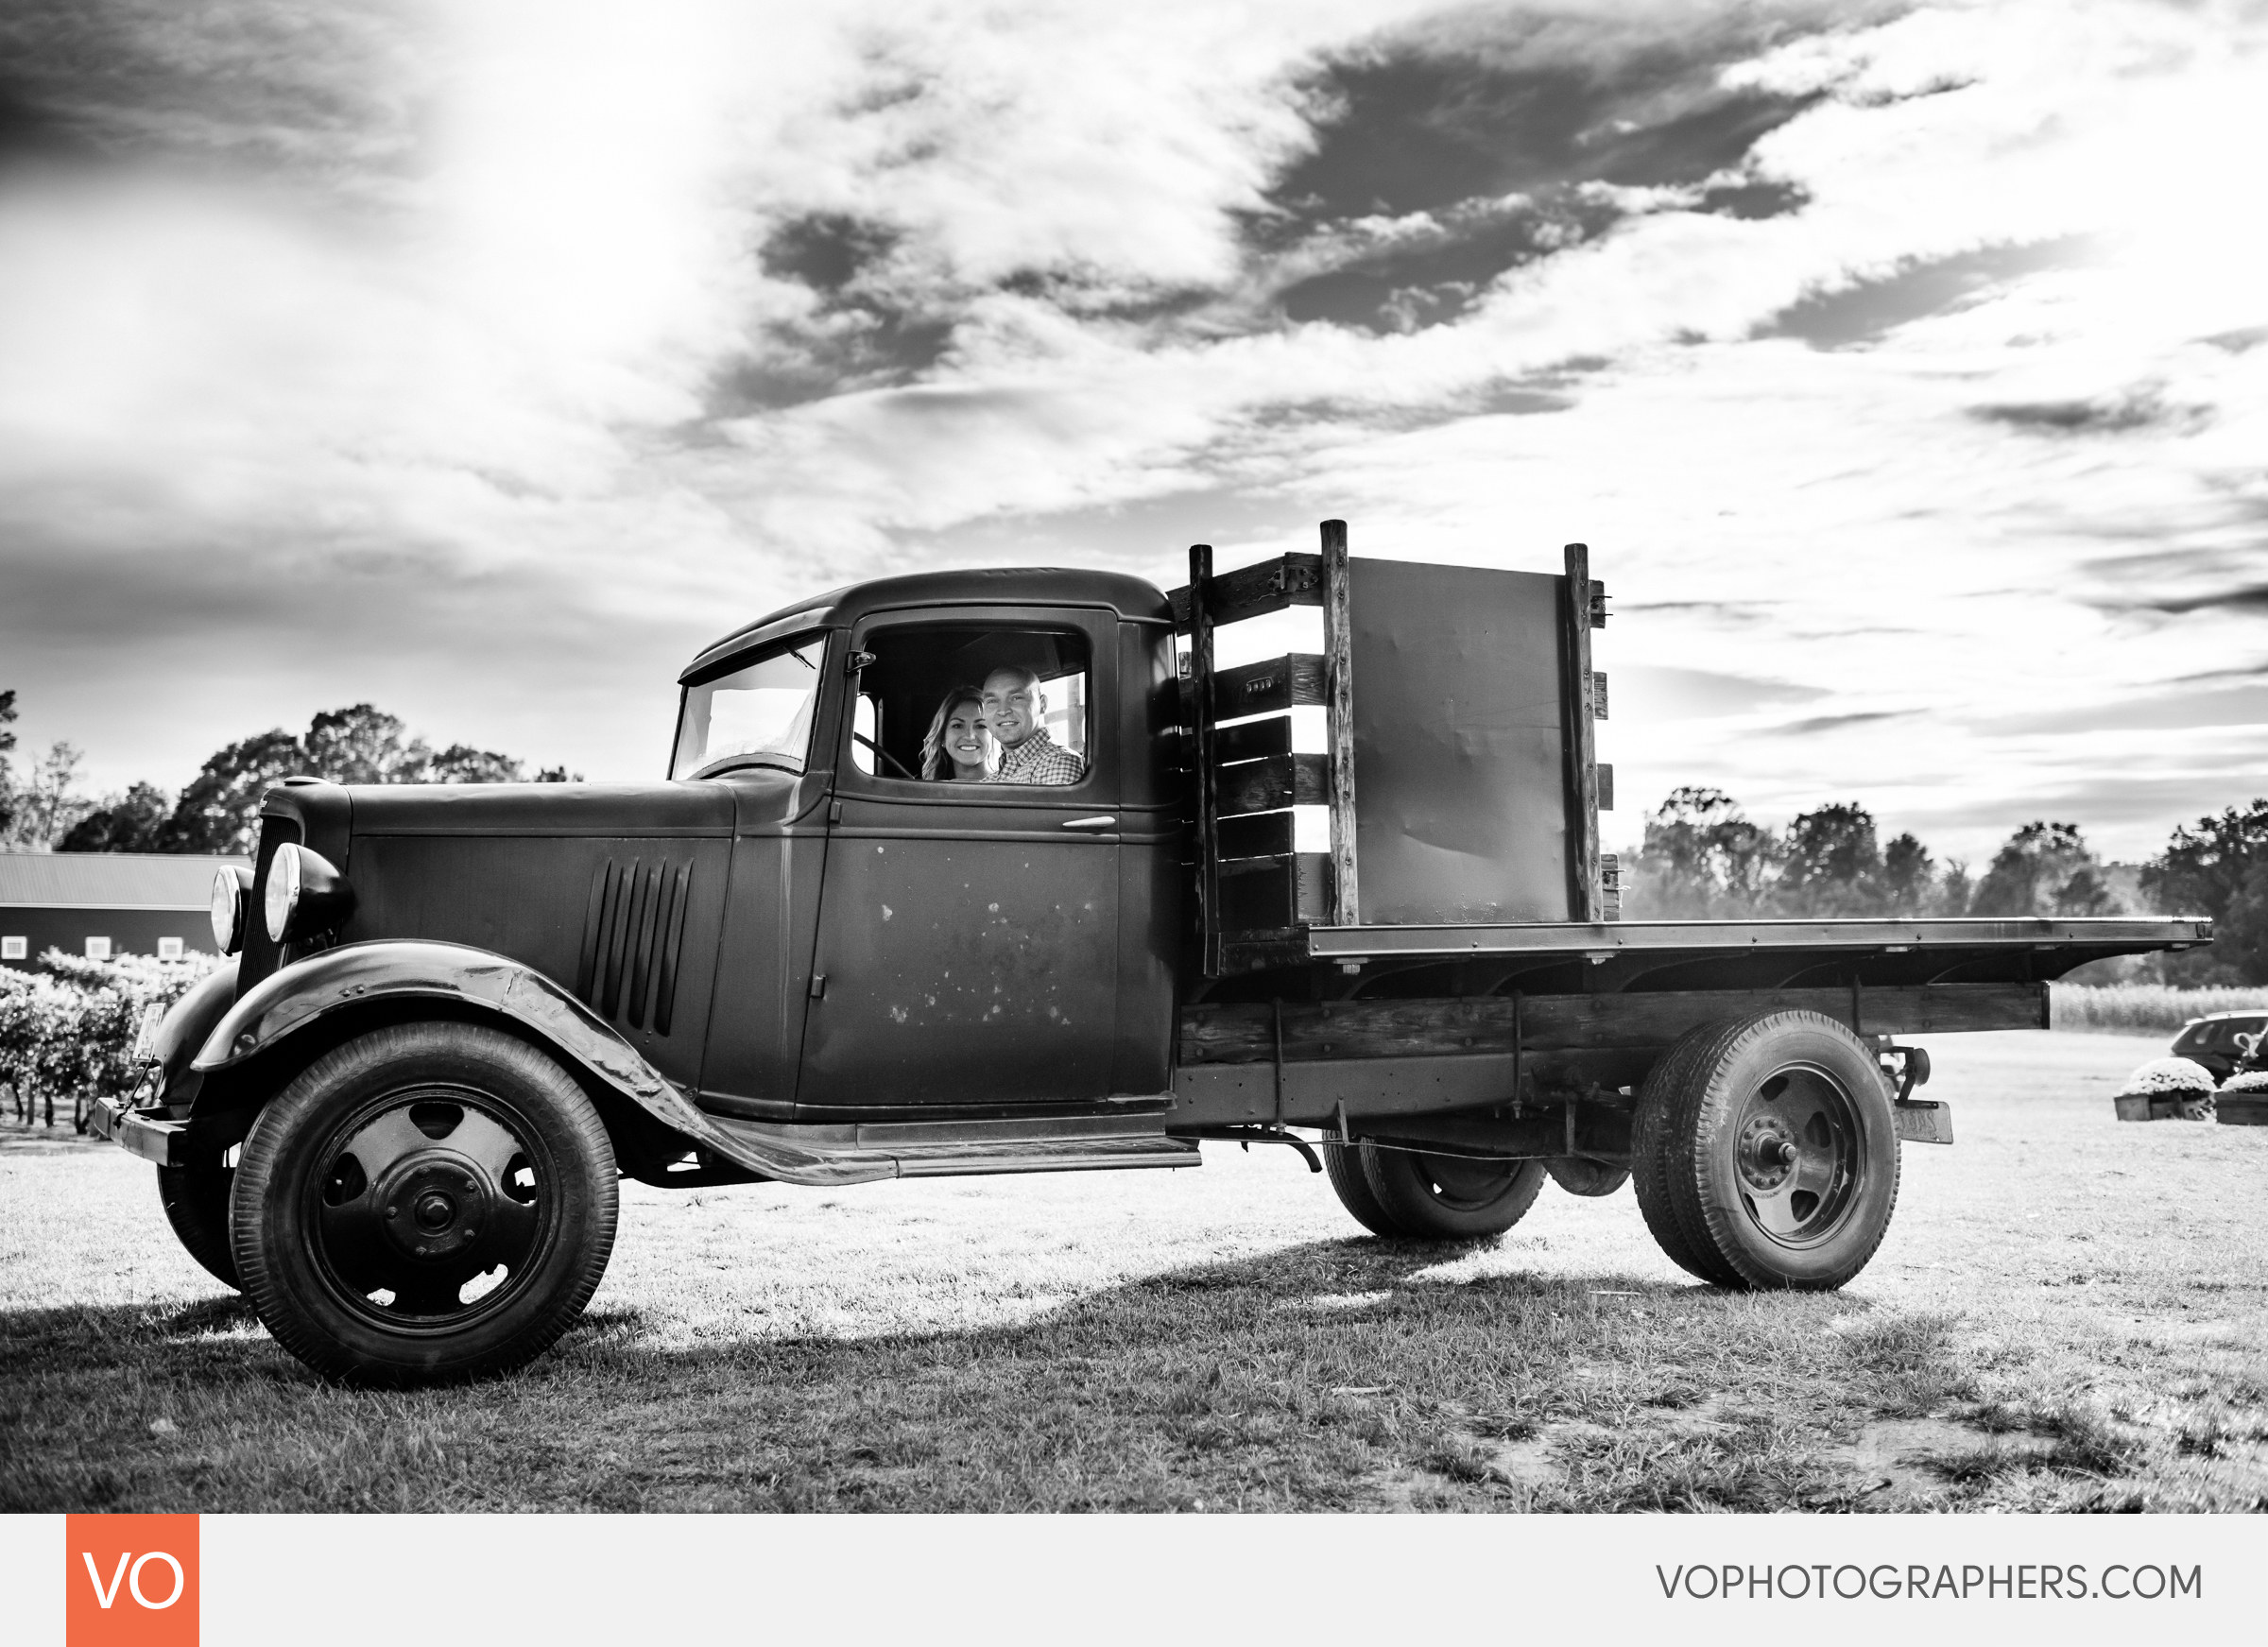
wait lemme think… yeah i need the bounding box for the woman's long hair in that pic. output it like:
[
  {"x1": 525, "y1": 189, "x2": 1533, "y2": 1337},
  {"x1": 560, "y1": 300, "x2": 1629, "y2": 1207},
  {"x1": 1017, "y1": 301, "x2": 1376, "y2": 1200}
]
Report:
[{"x1": 920, "y1": 686, "x2": 993, "y2": 780}]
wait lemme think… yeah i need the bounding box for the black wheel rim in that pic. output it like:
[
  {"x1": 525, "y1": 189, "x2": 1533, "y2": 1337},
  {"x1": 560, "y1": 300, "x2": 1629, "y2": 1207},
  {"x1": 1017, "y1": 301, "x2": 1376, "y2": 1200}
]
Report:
[
  {"x1": 302, "y1": 1084, "x2": 557, "y2": 1331},
  {"x1": 1414, "y1": 1153, "x2": 1520, "y2": 1210},
  {"x1": 1729, "y1": 1061, "x2": 1862, "y2": 1248}
]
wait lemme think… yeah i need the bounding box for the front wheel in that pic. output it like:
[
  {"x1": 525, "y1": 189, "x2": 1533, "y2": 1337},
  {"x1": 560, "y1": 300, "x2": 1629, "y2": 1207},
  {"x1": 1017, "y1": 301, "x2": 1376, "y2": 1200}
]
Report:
[
  {"x1": 157, "y1": 1157, "x2": 239, "y2": 1290},
  {"x1": 231, "y1": 1021, "x2": 619, "y2": 1386},
  {"x1": 1361, "y1": 1145, "x2": 1546, "y2": 1240}
]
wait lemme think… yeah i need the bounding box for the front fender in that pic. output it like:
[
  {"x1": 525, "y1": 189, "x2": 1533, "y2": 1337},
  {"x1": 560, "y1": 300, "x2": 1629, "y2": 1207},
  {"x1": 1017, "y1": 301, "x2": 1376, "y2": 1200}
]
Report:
[
  {"x1": 192, "y1": 939, "x2": 885, "y2": 1187},
  {"x1": 145, "y1": 958, "x2": 242, "y2": 1107}
]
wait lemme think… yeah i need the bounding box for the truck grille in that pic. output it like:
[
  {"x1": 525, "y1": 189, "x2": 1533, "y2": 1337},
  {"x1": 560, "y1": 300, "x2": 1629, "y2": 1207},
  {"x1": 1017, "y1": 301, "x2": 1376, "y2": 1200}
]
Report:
[{"x1": 575, "y1": 856, "x2": 695, "y2": 1036}]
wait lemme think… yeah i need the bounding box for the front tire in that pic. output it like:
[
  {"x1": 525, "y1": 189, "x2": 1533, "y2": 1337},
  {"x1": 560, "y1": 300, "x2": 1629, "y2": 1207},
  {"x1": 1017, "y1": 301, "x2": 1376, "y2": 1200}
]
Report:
[
  {"x1": 157, "y1": 1158, "x2": 239, "y2": 1290},
  {"x1": 232, "y1": 1021, "x2": 618, "y2": 1385},
  {"x1": 1361, "y1": 1145, "x2": 1546, "y2": 1240}
]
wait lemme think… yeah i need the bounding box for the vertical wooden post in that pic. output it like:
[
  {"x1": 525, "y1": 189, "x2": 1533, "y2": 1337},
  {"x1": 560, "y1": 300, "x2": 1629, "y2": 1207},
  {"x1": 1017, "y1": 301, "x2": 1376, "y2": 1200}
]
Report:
[
  {"x1": 1190, "y1": 543, "x2": 1223, "y2": 975},
  {"x1": 1320, "y1": 519, "x2": 1361, "y2": 928},
  {"x1": 1561, "y1": 541, "x2": 1603, "y2": 923}
]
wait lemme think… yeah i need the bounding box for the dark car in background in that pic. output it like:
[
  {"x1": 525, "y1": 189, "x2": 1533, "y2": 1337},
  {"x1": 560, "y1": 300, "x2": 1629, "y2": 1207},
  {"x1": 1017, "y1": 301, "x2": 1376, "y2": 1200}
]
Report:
[{"x1": 2171, "y1": 1012, "x2": 2268, "y2": 1081}]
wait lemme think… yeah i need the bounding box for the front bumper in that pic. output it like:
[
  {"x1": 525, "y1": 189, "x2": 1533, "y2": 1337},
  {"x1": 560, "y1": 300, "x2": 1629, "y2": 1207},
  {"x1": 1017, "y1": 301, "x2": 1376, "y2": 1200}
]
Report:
[{"x1": 86, "y1": 1091, "x2": 190, "y2": 1168}]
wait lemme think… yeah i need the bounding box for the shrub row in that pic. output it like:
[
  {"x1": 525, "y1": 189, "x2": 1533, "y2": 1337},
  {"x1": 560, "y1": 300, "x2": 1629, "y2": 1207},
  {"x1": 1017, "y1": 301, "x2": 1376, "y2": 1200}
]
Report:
[
  {"x1": 1, "y1": 950, "x2": 224, "y2": 1130},
  {"x1": 2051, "y1": 983, "x2": 2268, "y2": 1036}
]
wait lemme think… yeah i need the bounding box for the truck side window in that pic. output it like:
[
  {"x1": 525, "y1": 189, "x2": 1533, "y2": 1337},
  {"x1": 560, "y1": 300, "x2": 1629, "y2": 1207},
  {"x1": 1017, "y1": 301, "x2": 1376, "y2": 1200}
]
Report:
[{"x1": 849, "y1": 625, "x2": 1091, "y2": 787}]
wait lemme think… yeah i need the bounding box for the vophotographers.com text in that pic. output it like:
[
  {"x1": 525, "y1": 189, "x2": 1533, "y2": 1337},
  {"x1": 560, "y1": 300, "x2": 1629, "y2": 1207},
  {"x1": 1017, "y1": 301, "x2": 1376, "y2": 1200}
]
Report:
[{"x1": 1658, "y1": 1564, "x2": 2202, "y2": 1602}]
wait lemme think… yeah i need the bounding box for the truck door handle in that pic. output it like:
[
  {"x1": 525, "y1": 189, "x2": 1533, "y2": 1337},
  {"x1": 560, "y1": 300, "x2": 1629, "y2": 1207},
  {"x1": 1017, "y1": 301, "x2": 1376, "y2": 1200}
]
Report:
[{"x1": 1061, "y1": 815, "x2": 1116, "y2": 831}]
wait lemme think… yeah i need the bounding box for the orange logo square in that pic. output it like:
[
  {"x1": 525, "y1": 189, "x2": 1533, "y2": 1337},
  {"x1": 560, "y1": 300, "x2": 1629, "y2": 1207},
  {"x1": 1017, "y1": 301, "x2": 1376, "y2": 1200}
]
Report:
[{"x1": 65, "y1": 1515, "x2": 198, "y2": 1647}]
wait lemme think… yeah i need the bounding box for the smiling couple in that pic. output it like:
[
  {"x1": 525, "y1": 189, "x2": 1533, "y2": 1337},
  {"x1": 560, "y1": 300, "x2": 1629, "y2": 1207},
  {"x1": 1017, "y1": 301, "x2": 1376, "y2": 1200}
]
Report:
[{"x1": 919, "y1": 667, "x2": 1084, "y2": 786}]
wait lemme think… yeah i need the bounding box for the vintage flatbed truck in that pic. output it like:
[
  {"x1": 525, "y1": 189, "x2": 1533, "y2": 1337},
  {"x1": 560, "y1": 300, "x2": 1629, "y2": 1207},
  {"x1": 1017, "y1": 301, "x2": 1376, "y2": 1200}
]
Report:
[{"x1": 91, "y1": 522, "x2": 2208, "y2": 1383}]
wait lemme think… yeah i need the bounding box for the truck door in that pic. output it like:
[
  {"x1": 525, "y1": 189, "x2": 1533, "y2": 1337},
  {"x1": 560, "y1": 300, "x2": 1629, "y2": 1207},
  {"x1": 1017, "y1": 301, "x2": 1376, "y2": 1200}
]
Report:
[{"x1": 797, "y1": 606, "x2": 1124, "y2": 1113}]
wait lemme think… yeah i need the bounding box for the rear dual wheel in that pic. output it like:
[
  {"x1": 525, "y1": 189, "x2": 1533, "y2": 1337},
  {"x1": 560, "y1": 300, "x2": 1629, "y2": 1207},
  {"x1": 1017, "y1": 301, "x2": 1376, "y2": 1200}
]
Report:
[
  {"x1": 1634, "y1": 1011, "x2": 1900, "y2": 1291},
  {"x1": 1324, "y1": 1140, "x2": 1547, "y2": 1240},
  {"x1": 231, "y1": 1021, "x2": 618, "y2": 1385}
]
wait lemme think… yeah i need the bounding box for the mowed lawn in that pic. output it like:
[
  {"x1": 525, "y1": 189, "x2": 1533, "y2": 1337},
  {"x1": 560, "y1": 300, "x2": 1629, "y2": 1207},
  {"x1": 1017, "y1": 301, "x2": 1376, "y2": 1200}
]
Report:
[{"x1": 4, "y1": 1029, "x2": 2264, "y2": 1513}]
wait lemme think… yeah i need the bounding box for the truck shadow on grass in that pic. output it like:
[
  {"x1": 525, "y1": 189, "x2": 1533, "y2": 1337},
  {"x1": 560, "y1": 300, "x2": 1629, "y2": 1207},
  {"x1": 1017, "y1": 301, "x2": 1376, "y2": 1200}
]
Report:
[{"x1": 3, "y1": 1237, "x2": 2242, "y2": 1513}]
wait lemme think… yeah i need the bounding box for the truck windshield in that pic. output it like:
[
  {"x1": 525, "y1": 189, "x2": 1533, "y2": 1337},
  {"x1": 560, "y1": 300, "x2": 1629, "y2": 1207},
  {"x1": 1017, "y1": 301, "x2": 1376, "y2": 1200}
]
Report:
[{"x1": 672, "y1": 637, "x2": 826, "y2": 780}]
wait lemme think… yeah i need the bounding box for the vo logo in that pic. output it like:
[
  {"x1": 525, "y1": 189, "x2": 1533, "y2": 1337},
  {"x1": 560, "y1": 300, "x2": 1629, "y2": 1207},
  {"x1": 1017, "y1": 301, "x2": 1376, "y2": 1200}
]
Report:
[{"x1": 65, "y1": 1516, "x2": 198, "y2": 1646}]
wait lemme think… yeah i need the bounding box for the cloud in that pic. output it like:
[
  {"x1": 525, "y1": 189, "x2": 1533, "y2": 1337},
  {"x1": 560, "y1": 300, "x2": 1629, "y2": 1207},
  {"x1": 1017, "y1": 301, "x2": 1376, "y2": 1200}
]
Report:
[
  {"x1": 1613, "y1": 664, "x2": 1822, "y2": 720},
  {"x1": 1755, "y1": 237, "x2": 2086, "y2": 349},
  {"x1": 2122, "y1": 584, "x2": 2268, "y2": 617},
  {"x1": 1990, "y1": 684, "x2": 2268, "y2": 734},
  {"x1": 1778, "y1": 710, "x2": 1915, "y2": 734},
  {"x1": 0, "y1": 0, "x2": 2265, "y2": 872},
  {"x1": 1970, "y1": 385, "x2": 2205, "y2": 437}
]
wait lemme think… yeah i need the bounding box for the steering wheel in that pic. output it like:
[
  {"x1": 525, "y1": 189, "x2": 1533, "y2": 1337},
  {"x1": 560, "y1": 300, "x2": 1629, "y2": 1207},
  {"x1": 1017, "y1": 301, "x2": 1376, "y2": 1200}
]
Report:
[{"x1": 854, "y1": 731, "x2": 920, "y2": 781}]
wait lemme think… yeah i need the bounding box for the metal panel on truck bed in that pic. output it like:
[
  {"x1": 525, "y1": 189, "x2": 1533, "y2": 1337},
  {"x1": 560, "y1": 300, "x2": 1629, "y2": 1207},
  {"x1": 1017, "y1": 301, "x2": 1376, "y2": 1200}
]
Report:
[
  {"x1": 1304, "y1": 916, "x2": 2211, "y2": 959},
  {"x1": 1349, "y1": 558, "x2": 1573, "y2": 925}
]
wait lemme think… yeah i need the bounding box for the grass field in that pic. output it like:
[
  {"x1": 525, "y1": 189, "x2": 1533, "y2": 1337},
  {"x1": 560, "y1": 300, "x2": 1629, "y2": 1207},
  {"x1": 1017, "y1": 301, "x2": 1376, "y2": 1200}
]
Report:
[{"x1": 4, "y1": 1029, "x2": 2264, "y2": 1513}]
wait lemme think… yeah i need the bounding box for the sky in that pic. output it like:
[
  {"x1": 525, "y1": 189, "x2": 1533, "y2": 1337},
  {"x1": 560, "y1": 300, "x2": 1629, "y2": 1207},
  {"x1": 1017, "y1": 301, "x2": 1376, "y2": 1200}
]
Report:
[{"x1": 1, "y1": 0, "x2": 2263, "y2": 863}]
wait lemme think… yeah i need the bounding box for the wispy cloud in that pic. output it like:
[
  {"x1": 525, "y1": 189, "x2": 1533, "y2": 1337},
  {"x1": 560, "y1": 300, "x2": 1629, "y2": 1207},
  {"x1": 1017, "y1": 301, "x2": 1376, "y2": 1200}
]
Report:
[{"x1": 1, "y1": 0, "x2": 2263, "y2": 862}]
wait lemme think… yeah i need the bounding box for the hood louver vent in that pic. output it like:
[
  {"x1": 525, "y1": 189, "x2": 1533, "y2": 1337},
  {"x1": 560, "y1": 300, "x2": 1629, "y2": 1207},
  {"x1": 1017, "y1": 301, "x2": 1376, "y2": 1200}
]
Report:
[{"x1": 576, "y1": 856, "x2": 694, "y2": 1036}]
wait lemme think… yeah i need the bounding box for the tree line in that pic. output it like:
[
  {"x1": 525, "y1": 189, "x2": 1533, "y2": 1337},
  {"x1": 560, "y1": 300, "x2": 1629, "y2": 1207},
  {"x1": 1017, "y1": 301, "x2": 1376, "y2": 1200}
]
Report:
[
  {"x1": 0, "y1": 691, "x2": 575, "y2": 858},
  {"x1": 7, "y1": 687, "x2": 2263, "y2": 984},
  {"x1": 1626, "y1": 784, "x2": 2267, "y2": 985}
]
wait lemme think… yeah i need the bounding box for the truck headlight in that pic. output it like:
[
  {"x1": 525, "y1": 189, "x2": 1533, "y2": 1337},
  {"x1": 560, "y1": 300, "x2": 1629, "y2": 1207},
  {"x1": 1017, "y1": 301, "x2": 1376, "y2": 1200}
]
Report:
[
  {"x1": 210, "y1": 866, "x2": 254, "y2": 954},
  {"x1": 263, "y1": 843, "x2": 355, "y2": 944}
]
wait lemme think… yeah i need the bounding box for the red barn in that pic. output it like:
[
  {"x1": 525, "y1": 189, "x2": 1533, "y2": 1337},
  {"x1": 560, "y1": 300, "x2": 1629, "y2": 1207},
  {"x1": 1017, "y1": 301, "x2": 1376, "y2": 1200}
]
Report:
[{"x1": 0, "y1": 851, "x2": 249, "y2": 970}]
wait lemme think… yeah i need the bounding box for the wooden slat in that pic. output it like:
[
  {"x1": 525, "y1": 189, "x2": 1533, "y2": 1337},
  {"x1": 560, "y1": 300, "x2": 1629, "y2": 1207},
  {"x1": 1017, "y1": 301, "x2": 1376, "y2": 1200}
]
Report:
[
  {"x1": 1560, "y1": 543, "x2": 1602, "y2": 922},
  {"x1": 1596, "y1": 763, "x2": 1614, "y2": 813},
  {"x1": 1216, "y1": 752, "x2": 1329, "y2": 816},
  {"x1": 1177, "y1": 983, "x2": 2048, "y2": 1065},
  {"x1": 1211, "y1": 654, "x2": 1324, "y2": 718},
  {"x1": 1218, "y1": 853, "x2": 1331, "y2": 932},
  {"x1": 1212, "y1": 714, "x2": 1290, "y2": 766},
  {"x1": 1592, "y1": 671, "x2": 1608, "y2": 719},
  {"x1": 1218, "y1": 811, "x2": 1294, "y2": 861},
  {"x1": 1190, "y1": 544, "x2": 1222, "y2": 977},
  {"x1": 1322, "y1": 520, "x2": 1359, "y2": 926},
  {"x1": 1166, "y1": 552, "x2": 1323, "y2": 628}
]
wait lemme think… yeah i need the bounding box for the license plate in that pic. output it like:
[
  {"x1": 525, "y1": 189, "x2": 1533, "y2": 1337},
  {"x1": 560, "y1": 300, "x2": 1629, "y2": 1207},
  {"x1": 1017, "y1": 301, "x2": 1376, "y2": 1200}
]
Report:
[
  {"x1": 130, "y1": 1002, "x2": 164, "y2": 1066},
  {"x1": 1894, "y1": 1100, "x2": 1953, "y2": 1145}
]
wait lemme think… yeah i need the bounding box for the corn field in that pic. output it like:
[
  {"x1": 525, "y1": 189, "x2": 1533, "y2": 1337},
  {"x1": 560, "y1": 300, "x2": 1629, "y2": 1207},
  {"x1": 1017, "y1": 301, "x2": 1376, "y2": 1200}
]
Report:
[{"x1": 2051, "y1": 983, "x2": 2268, "y2": 1036}]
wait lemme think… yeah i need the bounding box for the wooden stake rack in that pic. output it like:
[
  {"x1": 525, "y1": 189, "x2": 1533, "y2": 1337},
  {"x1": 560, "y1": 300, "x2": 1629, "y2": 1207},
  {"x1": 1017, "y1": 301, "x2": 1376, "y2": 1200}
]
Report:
[
  {"x1": 1171, "y1": 521, "x2": 1360, "y2": 976},
  {"x1": 1172, "y1": 523, "x2": 1613, "y2": 977}
]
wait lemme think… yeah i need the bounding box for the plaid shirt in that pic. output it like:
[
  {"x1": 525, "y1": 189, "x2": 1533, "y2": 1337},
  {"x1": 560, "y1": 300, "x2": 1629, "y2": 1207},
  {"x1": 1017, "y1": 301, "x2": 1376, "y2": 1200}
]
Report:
[{"x1": 990, "y1": 729, "x2": 1085, "y2": 786}]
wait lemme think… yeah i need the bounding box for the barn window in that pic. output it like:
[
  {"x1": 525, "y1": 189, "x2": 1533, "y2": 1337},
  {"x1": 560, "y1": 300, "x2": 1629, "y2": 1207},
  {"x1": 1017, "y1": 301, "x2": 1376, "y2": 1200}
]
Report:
[
  {"x1": 157, "y1": 936, "x2": 185, "y2": 960},
  {"x1": 84, "y1": 936, "x2": 112, "y2": 960},
  {"x1": 0, "y1": 936, "x2": 25, "y2": 960}
]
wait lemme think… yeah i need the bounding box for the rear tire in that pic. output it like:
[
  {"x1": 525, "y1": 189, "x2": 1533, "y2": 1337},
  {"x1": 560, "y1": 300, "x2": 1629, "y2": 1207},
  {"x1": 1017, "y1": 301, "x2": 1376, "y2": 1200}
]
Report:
[
  {"x1": 1361, "y1": 1145, "x2": 1546, "y2": 1240},
  {"x1": 1546, "y1": 1156, "x2": 1629, "y2": 1197},
  {"x1": 1323, "y1": 1141, "x2": 1406, "y2": 1236},
  {"x1": 1674, "y1": 1011, "x2": 1900, "y2": 1291},
  {"x1": 1632, "y1": 1023, "x2": 1738, "y2": 1284},
  {"x1": 157, "y1": 1158, "x2": 240, "y2": 1290},
  {"x1": 232, "y1": 1021, "x2": 618, "y2": 1385}
]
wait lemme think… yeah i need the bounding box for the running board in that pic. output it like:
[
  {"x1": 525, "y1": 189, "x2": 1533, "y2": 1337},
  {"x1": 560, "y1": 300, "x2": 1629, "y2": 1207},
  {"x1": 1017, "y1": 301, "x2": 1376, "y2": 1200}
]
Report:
[{"x1": 703, "y1": 1112, "x2": 1202, "y2": 1184}]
